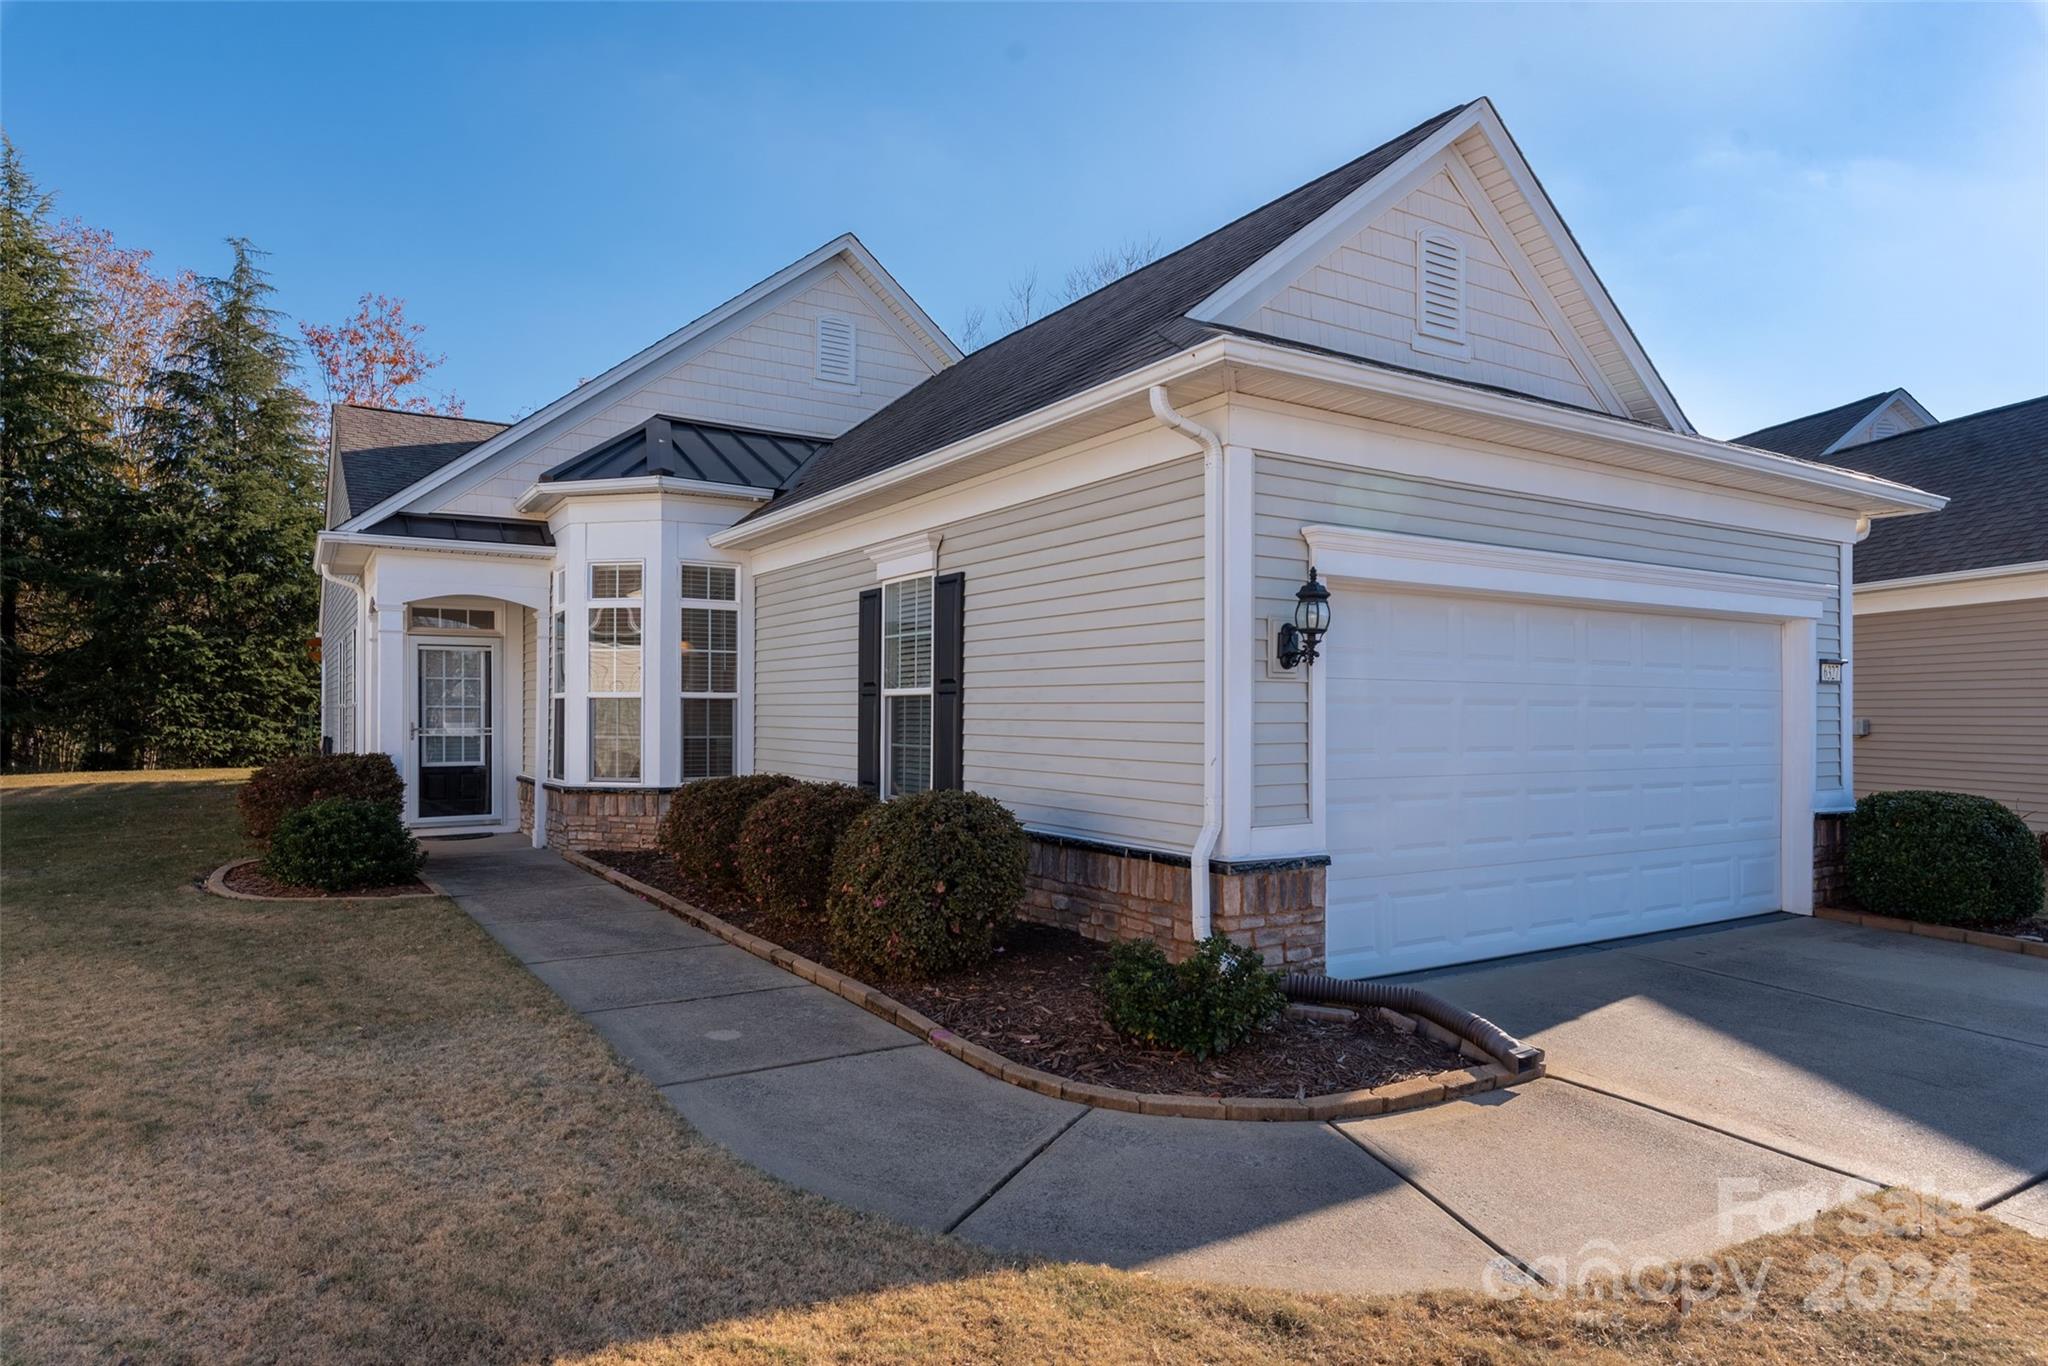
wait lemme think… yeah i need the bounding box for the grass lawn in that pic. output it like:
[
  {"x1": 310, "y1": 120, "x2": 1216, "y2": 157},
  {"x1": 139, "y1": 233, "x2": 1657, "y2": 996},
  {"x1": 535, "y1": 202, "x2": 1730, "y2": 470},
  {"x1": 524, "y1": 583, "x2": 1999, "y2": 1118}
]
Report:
[{"x1": 3, "y1": 772, "x2": 2043, "y2": 1363}]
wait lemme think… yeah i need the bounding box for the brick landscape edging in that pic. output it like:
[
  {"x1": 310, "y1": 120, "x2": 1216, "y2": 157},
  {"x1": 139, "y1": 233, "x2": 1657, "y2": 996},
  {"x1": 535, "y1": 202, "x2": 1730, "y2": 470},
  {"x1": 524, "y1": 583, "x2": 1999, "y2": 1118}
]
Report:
[
  {"x1": 203, "y1": 857, "x2": 444, "y2": 903},
  {"x1": 561, "y1": 849, "x2": 1543, "y2": 1121},
  {"x1": 1815, "y1": 905, "x2": 2048, "y2": 959}
]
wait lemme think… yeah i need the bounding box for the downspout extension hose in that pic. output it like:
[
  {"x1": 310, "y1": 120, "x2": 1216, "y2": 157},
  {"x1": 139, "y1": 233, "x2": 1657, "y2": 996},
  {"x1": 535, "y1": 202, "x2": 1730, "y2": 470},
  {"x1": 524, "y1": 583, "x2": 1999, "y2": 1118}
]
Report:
[{"x1": 1283, "y1": 973, "x2": 1546, "y2": 1075}]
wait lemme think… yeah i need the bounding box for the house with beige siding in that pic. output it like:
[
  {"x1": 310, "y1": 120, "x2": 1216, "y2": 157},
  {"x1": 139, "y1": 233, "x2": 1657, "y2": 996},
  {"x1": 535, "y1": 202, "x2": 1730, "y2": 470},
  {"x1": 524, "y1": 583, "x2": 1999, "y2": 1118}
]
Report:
[
  {"x1": 314, "y1": 98, "x2": 1947, "y2": 977},
  {"x1": 1745, "y1": 395, "x2": 2047, "y2": 832}
]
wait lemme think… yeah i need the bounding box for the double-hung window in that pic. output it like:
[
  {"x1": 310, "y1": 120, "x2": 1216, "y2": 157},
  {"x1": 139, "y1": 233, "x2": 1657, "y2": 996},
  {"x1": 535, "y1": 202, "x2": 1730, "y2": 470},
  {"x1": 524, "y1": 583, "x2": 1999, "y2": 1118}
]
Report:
[
  {"x1": 679, "y1": 563, "x2": 739, "y2": 780},
  {"x1": 881, "y1": 576, "x2": 933, "y2": 796},
  {"x1": 549, "y1": 570, "x2": 567, "y2": 781},
  {"x1": 587, "y1": 562, "x2": 643, "y2": 782}
]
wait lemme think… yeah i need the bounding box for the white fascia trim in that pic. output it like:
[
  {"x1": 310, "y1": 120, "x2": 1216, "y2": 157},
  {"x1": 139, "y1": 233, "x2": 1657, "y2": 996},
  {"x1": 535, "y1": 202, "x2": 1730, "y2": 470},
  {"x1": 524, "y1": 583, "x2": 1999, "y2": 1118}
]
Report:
[
  {"x1": 339, "y1": 235, "x2": 925, "y2": 532},
  {"x1": 1188, "y1": 98, "x2": 1691, "y2": 433},
  {"x1": 864, "y1": 530, "x2": 941, "y2": 580},
  {"x1": 1300, "y1": 524, "x2": 1833, "y2": 620},
  {"x1": 1855, "y1": 561, "x2": 2048, "y2": 614},
  {"x1": 315, "y1": 530, "x2": 555, "y2": 568},
  {"x1": 1225, "y1": 336, "x2": 1949, "y2": 516},
  {"x1": 516, "y1": 476, "x2": 772, "y2": 515}
]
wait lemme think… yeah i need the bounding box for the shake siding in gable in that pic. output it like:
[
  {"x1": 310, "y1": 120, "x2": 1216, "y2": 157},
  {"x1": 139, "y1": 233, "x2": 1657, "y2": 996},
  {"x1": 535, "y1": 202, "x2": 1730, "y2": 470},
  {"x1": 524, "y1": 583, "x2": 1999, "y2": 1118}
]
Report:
[
  {"x1": 1251, "y1": 453, "x2": 1844, "y2": 826},
  {"x1": 751, "y1": 458, "x2": 1208, "y2": 850}
]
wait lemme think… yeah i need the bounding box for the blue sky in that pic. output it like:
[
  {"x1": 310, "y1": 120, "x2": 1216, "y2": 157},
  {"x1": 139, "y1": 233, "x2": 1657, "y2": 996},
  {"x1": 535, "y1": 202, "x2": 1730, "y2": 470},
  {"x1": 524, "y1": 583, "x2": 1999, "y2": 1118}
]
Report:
[{"x1": 5, "y1": 2, "x2": 2044, "y2": 437}]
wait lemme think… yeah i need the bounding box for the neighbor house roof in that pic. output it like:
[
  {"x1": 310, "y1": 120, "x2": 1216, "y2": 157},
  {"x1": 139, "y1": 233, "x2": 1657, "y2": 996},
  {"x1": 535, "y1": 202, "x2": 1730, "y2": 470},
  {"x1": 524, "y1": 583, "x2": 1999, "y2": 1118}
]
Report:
[
  {"x1": 755, "y1": 102, "x2": 1474, "y2": 519},
  {"x1": 1811, "y1": 395, "x2": 2048, "y2": 583},
  {"x1": 1736, "y1": 393, "x2": 1895, "y2": 461},
  {"x1": 330, "y1": 405, "x2": 510, "y2": 525},
  {"x1": 541, "y1": 416, "x2": 826, "y2": 490}
]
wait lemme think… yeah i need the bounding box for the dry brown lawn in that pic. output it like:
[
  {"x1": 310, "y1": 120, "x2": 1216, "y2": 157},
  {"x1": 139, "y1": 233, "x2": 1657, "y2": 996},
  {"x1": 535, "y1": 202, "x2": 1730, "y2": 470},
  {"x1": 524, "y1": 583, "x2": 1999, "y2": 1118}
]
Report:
[{"x1": 3, "y1": 772, "x2": 2043, "y2": 1364}]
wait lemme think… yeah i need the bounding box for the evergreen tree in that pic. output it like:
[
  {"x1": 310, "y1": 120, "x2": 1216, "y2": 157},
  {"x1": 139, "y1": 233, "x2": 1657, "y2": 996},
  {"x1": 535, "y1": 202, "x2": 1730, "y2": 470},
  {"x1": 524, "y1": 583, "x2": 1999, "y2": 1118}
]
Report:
[
  {"x1": 126, "y1": 240, "x2": 321, "y2": 765},
  {"x1": 0, "y1": 136, "x2": 115, "y2": 768}
]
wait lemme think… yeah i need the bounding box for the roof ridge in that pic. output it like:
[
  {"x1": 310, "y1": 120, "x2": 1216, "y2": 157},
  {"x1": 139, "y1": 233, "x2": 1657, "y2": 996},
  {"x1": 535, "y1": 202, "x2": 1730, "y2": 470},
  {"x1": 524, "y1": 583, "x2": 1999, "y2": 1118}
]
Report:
[{"x1": 336, "y1": 402, "x2": 511, "y2": 427}]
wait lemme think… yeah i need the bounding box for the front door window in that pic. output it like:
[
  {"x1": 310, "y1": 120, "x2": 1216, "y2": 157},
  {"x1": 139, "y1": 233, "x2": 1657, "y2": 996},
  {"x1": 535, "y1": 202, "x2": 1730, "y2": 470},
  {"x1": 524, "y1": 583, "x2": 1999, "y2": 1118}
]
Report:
[{"x1": 418, "y1": 644, "x2": 492, "y2": 818}]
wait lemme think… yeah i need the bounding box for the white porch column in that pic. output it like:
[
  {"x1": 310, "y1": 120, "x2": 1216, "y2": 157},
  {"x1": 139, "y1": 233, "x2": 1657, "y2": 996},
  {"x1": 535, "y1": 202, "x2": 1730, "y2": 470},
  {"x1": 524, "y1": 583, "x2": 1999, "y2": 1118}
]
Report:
[
  {"x1": 532, "y1": 603, "x2": 552, "y2": 848},
  {"x1": 371, "y1": 602, "x2": 408, "y2": 782}
]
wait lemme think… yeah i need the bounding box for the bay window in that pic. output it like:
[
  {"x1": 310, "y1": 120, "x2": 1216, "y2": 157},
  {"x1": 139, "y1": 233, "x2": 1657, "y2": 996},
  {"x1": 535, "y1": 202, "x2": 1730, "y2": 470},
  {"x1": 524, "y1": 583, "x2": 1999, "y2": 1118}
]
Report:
[
  {"x1": 587, "y1": 562, "x2": 643, "y2": 782},
  {"x1": 679, "y1": 563, "x2": 739, "y2": 780}
]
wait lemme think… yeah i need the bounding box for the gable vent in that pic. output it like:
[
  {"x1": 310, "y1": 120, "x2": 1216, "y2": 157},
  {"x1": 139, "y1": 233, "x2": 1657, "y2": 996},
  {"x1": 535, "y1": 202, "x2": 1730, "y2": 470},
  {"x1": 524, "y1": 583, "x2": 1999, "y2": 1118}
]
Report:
[
  {"x1": 1412, "y1": 230, "x2": 1469, "y2": 357},
  {"x1": 815, "y1": 314, "x2": 857, "y2": 386}
]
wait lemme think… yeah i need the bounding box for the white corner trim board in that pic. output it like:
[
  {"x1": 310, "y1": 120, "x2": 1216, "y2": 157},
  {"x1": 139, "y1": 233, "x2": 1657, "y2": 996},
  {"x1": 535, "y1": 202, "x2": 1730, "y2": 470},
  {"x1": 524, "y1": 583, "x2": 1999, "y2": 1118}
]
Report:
[
  {"x1": 1298, "y1": 525, "x2": 1833, "y2": 620},
  {"x1": 864, "y1": 530, "x2": 941, "y2": 580}
]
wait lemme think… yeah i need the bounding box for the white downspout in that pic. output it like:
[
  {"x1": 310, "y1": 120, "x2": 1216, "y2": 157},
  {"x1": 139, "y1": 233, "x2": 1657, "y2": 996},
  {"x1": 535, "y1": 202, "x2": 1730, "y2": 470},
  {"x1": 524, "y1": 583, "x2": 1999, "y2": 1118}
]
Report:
[{"x1": 1149, "y1": 385, "x2": 1223, "y2": 941}]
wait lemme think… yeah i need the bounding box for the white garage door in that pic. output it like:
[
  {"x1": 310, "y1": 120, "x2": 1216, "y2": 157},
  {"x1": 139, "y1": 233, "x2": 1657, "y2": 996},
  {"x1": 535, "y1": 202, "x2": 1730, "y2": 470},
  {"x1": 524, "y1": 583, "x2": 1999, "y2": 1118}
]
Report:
[{"x1": 1325, "y1": 588, "x2": 1781, "y2": 978}]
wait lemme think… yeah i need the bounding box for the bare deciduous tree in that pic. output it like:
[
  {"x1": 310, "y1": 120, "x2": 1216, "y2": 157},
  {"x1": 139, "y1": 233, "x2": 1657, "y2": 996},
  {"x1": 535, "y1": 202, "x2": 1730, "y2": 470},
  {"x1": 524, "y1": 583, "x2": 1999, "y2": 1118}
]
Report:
[{"x1": 957, "y1": 237, "x2": 1161, "y2": 352}]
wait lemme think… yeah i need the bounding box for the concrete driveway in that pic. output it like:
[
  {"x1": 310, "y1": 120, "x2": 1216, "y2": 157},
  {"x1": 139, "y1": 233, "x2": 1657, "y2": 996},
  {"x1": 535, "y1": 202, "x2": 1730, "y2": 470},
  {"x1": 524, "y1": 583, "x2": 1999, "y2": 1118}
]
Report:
[
  {"x1": 431, "y1": 837, "x2": 2048, "y2": 1293},
  {"x1": 1404, "y1": 914, "x2": 2048, "y2": 1210}
]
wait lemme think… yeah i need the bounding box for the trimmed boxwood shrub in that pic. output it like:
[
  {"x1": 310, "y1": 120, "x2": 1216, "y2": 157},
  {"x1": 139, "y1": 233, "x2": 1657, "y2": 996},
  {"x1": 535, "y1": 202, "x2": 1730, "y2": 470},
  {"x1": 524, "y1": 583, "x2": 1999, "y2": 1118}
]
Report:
[
  {"x1": 1099, "y1": 935, "x2": 1286, "y2": 1060},
  {"x1": 658, "y1": 773, "x2": 800, "y2": 900},
  {"x1": 1848, "y1": 789, "x2": 2044, "y2": 927},
  {"x1": 239, "y1": 753, "x2": 404, "y2": 844},
  {"x1": 264, "y1": 797, "x2": 425, "y2": 892},
  {"x1": 827, "y1": 789, "x2": 1027, "y2": 980},
  {"x1": 737, "y1": 781, "x2": 875, "y2": 921}
]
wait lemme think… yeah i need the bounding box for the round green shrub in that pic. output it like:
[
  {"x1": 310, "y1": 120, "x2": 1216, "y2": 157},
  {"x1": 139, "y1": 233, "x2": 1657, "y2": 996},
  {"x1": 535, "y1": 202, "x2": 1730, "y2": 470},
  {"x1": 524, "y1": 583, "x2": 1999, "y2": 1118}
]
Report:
[
  {"x1": 826, "y1": 789, "x2": 1027, "y2": 980},
  {"x1": 263, "y1": 797, "x2": 425, "y2": 893},
  {"x1": 737, "y1": 781, "x2": 876, "y2": 921},
  {"x1": 239, "y1": 753, "x2": 405, "y2": 844},
  {"x1": 1847, "y1": 789, "x2": 2044, "y2": 927},
  {"x1": 1099, "y1": 935, "x2": 1286, "y2": 1060},
  {"x1": 658, "y1": 773, "x2": 800, "y2": 900}
]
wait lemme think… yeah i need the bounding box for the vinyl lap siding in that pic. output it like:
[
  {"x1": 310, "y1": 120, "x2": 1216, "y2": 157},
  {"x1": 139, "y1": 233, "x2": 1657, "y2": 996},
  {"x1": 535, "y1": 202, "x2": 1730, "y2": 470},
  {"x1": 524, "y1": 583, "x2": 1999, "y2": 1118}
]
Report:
[
  {"x1": 1252, "y1": 453, "x2": 1843, "y2": 825},
  {"x1": 948, "y1": 459, "x2": 1206, "y2": 850},
  {"x1": 750, "y1": 459, "x2": 1207, "y2": 850},
  {"x1": 319, "y1": 576, "x2": 359, "y2": 752},
  {"x1": 1852, "y1": 599, "x2": 2048, "y2": 832},
  {"x1": 753, "y1": 548, "x2": 866, "y2": 782}
]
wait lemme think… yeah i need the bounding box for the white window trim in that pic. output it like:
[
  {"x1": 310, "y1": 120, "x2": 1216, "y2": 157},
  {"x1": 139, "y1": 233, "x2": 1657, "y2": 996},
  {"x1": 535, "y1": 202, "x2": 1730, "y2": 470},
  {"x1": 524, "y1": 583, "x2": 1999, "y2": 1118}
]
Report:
[
  {"x1": 585, "y1": 560, "x2": 645, "y2": 784},
  {"x1": 1410, "y1": 227, "x2": 1471, "y2": 360},
  {"x1": 879, "y1": 573, "x2": 935, "y2": 798},
  {"x1": 814, "y1": 313, "x2": 858, "y2": 389},
  {"x1": 678, "y1": 562, "x2": 742, "y2": 782},
  {"x1": 1292, "y1": 523, "x2": 1823, "y2": 917}
]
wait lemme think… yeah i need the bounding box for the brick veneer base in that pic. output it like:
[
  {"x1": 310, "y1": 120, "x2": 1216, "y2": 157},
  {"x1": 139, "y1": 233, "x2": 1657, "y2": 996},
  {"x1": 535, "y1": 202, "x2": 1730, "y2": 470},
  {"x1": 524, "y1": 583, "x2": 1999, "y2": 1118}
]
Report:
[
  {"x1": 1814, "y1": 812, "x2": 1851, "y2": 907},
  {"x1": 518, "y1": 777, "x2": 677, "y2": 850},
  {"x1": 1020, "y1": 835, "x2": 1327, "y2": 971}
]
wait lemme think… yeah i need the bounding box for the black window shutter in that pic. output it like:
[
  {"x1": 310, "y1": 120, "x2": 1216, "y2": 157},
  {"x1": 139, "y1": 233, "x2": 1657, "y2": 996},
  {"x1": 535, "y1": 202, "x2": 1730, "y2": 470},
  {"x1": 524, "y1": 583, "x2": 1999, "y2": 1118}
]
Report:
[
  {"x1": 933, "y1": 572, "x2": 965, "y2": 791},
  {"x1": 856, "y1": 587, "x2": 881, "y2": 795}
]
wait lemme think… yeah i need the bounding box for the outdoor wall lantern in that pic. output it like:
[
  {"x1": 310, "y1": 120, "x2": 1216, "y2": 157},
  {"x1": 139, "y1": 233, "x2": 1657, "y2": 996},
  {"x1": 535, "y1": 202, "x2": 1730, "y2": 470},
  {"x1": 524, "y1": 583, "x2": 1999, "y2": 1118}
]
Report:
[{"x1": 1277, "y1": 567, "x2": 1331, "y2": 670}]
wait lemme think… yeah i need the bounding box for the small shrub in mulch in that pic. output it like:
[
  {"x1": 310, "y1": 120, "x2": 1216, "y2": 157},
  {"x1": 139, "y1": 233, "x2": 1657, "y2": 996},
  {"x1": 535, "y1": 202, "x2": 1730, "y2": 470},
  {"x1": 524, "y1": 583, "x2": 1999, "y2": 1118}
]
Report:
[
  {"x1": 658, "y1": 773, "x2": 799, "y2": 899},
  {"x1": 1848, "y1": 789, "x2": 2044, "y2": 928},
  {"x1": 737, "y1": 781, "x2": 875, "y2": 921},
  {"x1": 1100, "y1": 935, "x2": 1287, "y2": 1060},
  {"x1": 826, "y1": 789, "x2": 1027, "y2": 980},
  {"x1": 239, "y1": 753, "x2": 404, "y2": 844},
  {"x1": 264, "y1": 797, "x2": 425, "y2": 893}
]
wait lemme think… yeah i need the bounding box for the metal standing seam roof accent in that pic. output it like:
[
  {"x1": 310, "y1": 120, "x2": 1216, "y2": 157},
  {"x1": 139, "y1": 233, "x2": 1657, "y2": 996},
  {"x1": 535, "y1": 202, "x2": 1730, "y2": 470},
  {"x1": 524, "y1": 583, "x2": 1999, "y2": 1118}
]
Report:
[
  {"x1": 540, "y1": 415, "x2": 828, "y2": 491},
  {"x1": 362, "y1": 512, "x2": 555, "y2": 546}
]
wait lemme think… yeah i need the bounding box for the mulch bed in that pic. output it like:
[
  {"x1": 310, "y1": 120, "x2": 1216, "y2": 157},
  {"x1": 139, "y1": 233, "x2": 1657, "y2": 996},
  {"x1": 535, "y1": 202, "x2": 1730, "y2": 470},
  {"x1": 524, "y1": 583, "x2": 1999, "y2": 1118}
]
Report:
[
  {"x1": 221, "y1": 859, "x2": 433, "y2": 900},
  {"x1": 593, "y1": 849, "x2": 1460, "y2": 1100}
]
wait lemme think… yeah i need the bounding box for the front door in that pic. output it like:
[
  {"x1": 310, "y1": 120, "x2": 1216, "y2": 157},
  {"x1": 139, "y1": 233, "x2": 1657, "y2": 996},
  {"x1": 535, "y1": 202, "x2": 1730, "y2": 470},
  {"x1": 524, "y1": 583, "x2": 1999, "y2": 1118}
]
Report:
[{"x1": 417, "y1": 644, "x2": 492, "y2": 819}]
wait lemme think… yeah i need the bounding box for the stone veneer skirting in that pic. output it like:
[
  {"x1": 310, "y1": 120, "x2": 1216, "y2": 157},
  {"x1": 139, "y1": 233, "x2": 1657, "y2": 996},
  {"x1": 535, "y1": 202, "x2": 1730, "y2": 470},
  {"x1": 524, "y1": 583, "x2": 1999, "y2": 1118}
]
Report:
[
  {"x1": 1021, "y1": 832, "x2": 1328, "y2": 970},
  {"x1": 517, "y1": 776, "x2": 676, "y2": 851}
]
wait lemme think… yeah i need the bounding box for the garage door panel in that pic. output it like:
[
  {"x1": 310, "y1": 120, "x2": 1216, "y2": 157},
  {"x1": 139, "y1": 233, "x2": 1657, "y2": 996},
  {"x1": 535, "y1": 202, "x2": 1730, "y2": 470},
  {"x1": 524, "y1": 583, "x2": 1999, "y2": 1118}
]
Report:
[{"x1": 1326, "y1": 590, "x2": 1783, "y2": 978}]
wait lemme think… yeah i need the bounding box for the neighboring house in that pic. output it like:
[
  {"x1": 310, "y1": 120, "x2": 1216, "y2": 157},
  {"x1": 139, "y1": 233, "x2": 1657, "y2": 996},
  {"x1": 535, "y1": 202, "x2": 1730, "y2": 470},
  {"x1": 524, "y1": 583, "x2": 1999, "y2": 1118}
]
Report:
[
  {"x1": 1745, "y1": 396, "x2": 2047, "y2": 832},
  {"x1": 315, "y1": 99, "x2": 1943, "y2": 978},
  {"x1": 1736, "y1": 388, "x2": 1938, "y2": 460}
]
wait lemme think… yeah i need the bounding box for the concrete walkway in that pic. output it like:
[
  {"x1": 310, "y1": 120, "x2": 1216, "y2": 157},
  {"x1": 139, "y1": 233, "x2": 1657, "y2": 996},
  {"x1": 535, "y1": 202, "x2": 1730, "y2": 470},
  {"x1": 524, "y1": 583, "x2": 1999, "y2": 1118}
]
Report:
[{"x1": 428, "y1": 835, "x2": 2046, "y2": 1293}]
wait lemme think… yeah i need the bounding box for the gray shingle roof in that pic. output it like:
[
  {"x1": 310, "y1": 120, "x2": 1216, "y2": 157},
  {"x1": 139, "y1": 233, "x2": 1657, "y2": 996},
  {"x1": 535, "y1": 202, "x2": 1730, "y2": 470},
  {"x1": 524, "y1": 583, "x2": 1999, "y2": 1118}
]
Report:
[
  {"x1": 1811, "y1": 396, "x2": 2047, "y2": 582},
  {"x1": 1735, "y1": 393, "x2": 1892, "y2": 461},
  {"x1": 542, "y1": 416, "x2": 824, "y2": 490},
  {"x1": 753, "y1": 102, "x2": 1474, "y2": 520},
  {"x1": 330, "y1": 405, "x2": 511, "y2": 525}
]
